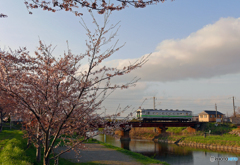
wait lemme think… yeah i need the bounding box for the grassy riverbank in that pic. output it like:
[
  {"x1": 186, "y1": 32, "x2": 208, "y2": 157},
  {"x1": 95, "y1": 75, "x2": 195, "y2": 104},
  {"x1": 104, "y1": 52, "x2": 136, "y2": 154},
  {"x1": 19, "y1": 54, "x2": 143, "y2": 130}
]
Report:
[
  {"x1": 0, "y1": 130, "x2": 32, "y2": 165},
  {"x1": 0, "y1": 130, "x2": 110, "y2": 165},
  {"x1": 158, "y1": 123, "x2": 240, "y2": 147},
  {"x1": 0, "y1": 130, "x2": 166, "y2": 165},
  {"x1": 159, "y1": 134, "x2": 240, "y2": 147}
]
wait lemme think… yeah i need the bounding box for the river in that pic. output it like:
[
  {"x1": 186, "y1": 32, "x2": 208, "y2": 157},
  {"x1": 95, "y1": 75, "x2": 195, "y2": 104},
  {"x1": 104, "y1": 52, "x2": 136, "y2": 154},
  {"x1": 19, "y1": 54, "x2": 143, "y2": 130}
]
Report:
[{"x1": 94, "y1": 134, "x2": 240, "y2": 165}]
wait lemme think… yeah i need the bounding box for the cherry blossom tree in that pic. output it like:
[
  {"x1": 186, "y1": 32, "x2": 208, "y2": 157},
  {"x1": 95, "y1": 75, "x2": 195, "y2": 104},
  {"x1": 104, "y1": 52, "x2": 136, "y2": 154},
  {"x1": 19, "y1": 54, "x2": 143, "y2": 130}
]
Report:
[
  {"x1": 1, "y1": 0, "x2": 166, "y2": 18},
  {"x1": 0, "y1": 13, "x2": 7, "y2": 18},
  {"x1": 0, "y1": 91, "x2": 17, "y2": 132},
  {"x1": 24, "y1": 0, "x2": 165, "y2": 16},
  {"x1": 0, "y1": 12, "x2": 148, "y2": 165}
]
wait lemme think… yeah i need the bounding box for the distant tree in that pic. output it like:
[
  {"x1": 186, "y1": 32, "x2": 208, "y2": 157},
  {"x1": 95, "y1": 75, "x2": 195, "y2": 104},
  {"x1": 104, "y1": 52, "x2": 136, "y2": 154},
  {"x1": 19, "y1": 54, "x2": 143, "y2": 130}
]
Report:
[{"x1": 0, "y1": 12, "x2": 148, "y2": 165}]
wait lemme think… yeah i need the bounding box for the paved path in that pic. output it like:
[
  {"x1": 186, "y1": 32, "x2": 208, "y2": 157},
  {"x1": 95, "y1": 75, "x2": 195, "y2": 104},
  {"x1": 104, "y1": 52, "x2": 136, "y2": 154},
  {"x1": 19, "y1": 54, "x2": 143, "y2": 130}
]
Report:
[{"x1": 54, "y1": 143, "x2": 144, "y2": 165}]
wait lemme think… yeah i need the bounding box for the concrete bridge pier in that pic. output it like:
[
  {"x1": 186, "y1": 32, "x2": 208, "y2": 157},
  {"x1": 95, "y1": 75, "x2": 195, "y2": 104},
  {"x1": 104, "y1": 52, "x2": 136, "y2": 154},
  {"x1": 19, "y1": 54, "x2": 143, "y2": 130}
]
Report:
[
  {"x1": 156, "y1": 127, "x2": 168, "y2": 134},
  {"x1": 119, "y1": 128, "x2": 131, "y2": 141},
  {"x1": 120, "y1": 140, "x2": 130, "y2": 150},
  {"x1": 119, "y1": 128, "x2": 131, "y2": 150}
]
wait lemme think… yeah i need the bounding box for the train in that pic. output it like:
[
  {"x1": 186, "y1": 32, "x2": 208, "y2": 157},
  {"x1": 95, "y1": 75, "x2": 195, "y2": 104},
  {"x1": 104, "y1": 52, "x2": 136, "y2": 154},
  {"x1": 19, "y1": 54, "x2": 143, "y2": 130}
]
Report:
[{"x1": 136, "y1": 109, "x2": 193, "y2": 122}]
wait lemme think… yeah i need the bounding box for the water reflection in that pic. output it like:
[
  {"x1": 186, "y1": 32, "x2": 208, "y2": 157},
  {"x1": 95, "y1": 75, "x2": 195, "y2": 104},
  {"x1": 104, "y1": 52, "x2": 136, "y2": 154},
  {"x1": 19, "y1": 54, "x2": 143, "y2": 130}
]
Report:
[{"x1": 94, "y1": 134, "x2": 240, "y2": 165}]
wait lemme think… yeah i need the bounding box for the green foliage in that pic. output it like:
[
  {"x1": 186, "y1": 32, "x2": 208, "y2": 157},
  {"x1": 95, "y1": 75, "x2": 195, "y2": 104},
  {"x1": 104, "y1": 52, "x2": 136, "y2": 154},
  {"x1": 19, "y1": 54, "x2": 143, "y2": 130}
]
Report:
[
  {"x1": 85, "y1": 138, "x2": 100, "y2": 144},
  {"x1": 202, "y1": 123, "x2": 234, "y2": 134},
  {"x1": 130, "y1": 118, "x2": 140, "y2": 122},
  {"x1": 166, "y1": 127, "x2": 186, "y2": 134}
]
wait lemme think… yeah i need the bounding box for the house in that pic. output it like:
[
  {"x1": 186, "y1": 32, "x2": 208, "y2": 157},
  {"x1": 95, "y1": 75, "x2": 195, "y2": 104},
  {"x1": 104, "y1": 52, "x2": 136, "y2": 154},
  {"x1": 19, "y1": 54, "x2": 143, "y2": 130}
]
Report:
[{"x1": 198, "y1": 110, "x2": 224, "y2": 122}]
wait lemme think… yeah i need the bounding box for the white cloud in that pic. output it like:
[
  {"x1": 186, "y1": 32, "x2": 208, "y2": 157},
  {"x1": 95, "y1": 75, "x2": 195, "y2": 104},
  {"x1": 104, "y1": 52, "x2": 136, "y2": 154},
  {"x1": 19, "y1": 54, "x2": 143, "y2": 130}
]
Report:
[{"x1": 106, "y1": 17, "x2": 240, "y2": 82}]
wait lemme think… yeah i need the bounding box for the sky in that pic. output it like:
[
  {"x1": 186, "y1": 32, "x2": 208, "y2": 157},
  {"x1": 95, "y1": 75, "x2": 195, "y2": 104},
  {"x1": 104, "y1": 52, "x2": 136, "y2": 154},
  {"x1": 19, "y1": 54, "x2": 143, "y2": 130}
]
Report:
[{"x1": 1, "y1": 0, "x2": 240, "y2": 117}]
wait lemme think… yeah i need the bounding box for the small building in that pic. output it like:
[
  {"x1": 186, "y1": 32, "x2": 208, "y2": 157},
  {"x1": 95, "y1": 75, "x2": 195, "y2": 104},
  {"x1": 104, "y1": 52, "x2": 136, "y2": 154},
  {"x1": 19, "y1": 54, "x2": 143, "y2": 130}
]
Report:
[
  {"x1": 198, "y1": 110, "x2": 224, "y2": 122},
  {"x1": 192, "y1": 116, "x2": 199, "y2": 122},
  {"x1": 230, "y1": 117, "x2": 240, "y2": 125}
]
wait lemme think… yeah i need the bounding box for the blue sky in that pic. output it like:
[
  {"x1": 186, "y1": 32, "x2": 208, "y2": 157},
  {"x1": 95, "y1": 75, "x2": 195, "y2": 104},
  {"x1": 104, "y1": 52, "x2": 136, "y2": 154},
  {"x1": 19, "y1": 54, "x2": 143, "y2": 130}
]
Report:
[{"x1": 1, "y1": 0, "x2": 240, "y2": 117}]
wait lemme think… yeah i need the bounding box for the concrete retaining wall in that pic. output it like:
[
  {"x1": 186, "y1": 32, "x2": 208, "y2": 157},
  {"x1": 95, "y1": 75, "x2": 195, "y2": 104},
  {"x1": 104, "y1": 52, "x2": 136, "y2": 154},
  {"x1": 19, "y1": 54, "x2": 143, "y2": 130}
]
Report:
[
  {"x1": 157, "y1": 139, "x2": 240, "y2": 152},
  {"x1": 178, "y1": 142, "x2": 240, "y2": 152}
]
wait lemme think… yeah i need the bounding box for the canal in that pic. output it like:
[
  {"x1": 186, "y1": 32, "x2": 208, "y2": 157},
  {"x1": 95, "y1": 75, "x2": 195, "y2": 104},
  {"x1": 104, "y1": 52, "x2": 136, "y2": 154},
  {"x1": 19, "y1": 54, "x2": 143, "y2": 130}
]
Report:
[{"x1": 94, "y1": 134, "x2": 240, "y2": 165}]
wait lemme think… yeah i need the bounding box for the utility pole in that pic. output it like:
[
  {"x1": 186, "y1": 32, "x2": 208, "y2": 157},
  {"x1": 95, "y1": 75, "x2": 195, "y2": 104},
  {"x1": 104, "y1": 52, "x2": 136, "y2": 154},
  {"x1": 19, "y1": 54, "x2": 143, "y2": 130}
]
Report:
[
  {"x1": 215, "y1": 103, "x2": 217, "y2": 122},
  {"x1": 233, "y1": 96, "x2": 236, "y2": 117},
  {"x1": 153, "y1": 97, "x2": 156, "y2": 110}
]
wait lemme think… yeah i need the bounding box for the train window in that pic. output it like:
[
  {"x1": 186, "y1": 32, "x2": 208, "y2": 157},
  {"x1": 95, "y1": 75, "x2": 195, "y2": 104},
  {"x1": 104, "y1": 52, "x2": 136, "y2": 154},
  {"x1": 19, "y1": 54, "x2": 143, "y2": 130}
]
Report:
[
  {"x1": 186, "y1": 113, "x2": 188, "y2": 115},
  {"x1": 148, "y1": 112, "x2": 150, "y2": 115},
  {"x1": 137, "y1": 111, "x2": 140, "y2": 118},
  {"x1": 156, "y1": 113, "x2": 158, "y2": 115}
]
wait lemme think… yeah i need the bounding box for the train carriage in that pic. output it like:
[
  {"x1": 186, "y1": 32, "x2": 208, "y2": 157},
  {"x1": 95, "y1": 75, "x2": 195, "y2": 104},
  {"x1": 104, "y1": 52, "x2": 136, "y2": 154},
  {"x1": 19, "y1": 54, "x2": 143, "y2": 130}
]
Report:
[{"x1": 136, "y1": 109, "x2": 192, "y2": 122}]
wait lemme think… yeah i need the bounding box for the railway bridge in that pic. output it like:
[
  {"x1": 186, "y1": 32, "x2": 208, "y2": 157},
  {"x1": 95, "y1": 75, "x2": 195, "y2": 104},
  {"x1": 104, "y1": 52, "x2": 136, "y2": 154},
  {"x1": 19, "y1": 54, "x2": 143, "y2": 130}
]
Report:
[{"x1": 117, "y1": 121, "x2": 202, "y2": 141}]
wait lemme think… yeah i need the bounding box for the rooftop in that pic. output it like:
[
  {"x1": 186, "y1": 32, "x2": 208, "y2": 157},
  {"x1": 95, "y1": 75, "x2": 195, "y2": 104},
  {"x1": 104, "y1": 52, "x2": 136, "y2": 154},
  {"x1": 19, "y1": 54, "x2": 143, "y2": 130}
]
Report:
[{"x1": 199, "y1": 110, "x2": 224, "y2": 115}]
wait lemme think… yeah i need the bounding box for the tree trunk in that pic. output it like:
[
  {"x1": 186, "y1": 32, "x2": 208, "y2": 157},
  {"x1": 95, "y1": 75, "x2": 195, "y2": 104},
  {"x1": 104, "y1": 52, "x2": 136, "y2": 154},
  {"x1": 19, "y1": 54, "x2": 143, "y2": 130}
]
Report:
[
  {"x1": 36, "y1": 123, "x2": 41, "y2": 162},
  {"x1": 54, "y1": 157, "x2": 59, "y2": 165},
  {"x1": 43, "y1": 156, "x2": 50, "y2": 165},
  {"x1": 10, "y1": 118, "x2": 11, "y2": 130},
  {"x1": 43, "y1": 131, "x2": 50, "y2": 165},
  {"x1": 27, "y1": 138, "x2": 31, "y2": 148},
  {"x1": 36, "y1": 139, "x2": 41, "y2": 162},
  {"x1": 0, "y1": 110, "x2": 2, "y2": 132}
]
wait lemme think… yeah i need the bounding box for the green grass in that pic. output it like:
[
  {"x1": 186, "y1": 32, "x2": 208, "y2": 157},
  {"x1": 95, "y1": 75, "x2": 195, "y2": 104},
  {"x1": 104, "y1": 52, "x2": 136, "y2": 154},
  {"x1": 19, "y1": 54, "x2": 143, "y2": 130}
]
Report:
[
  {"x1": 0, "y1": 130, "x2": 26, "y2": 151},
  {"x1": 166, "y1": 127, "x2": 187, "y2": 134},
  {"x1": 159, "y1": 133, "x2": 240, "y2": 147},
  {"x1": 0, "y1": 130, "x2": 32, "y2": 165},
  {"x1": 162, "y1": 135, "x2": 185, "y2": 142},
  {"x1": 182, "y1": 134, "x2": 240, "y2": 146}
]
